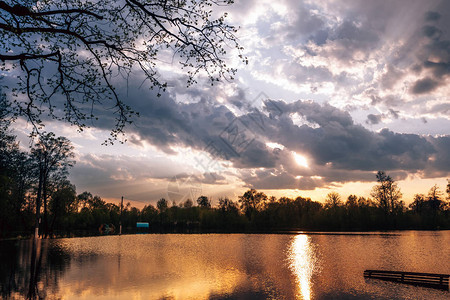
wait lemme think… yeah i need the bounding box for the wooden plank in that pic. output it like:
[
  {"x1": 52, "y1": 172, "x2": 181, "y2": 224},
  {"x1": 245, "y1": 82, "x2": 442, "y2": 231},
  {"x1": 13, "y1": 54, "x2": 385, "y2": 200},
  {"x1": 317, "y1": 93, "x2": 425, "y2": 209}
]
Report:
[
  {"x1": 366, "y1": 274, "x2": 447, "y2": 281},
  {"x1": 364, "y1": 273, "x2": 448, "y2": 281},
  {"x1": 364, "y1": 269, "x2": 449, "y2": 291},
  {"x1": 364, "y1": 273, "x2": 448, "y2": 280},
  {"x1": 364, "y1": 269, "x2": 449, "y2": 278}
]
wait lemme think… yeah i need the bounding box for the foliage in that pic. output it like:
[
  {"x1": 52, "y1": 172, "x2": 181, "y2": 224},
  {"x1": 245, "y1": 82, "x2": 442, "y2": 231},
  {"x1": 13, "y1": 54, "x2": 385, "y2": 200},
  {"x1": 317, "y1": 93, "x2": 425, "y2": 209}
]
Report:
[
  {"x1": 49, "y1": 180, "x2": 76, "y2": 232},
  {"x1": 156, "y1": 198, "x2": 168, "y2": 212},
  {"x1": 182, "y1": 198, "x2": 193, "y2": 208},
  {"x1": 238, "y1": 188, "x2": 267, "y2": 220},
  {"x1": 218, "y1": 197, "x2": 237, "y2": 213},
  {"x1": 447, "y1": 179, "x2": 450, "y2": 200},
  {"x1": 0, "y1": 0, "x2": 244, "y2": 140},
  {"x1": 324, "y1": 192, "x2": 342, "y2": 209},
  {"x1": 30, "y1": 131, "x2": 75, "y2": 237},
  {"x1": 196, "y1": 195, "x2": 211, "y2": 208},
  {"x1": 371, "y1": 171, "x2": 403, "y2": 215}
]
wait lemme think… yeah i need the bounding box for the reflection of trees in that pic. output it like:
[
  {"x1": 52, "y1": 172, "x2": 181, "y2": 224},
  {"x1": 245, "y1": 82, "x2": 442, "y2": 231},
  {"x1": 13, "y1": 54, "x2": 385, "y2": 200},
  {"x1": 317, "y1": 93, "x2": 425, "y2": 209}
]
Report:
[
  {"x1": 0, "y1": 241, "x2": 26, "y2": 298},
  {"x1": 27, "y1": 238, "x2": 40, "y2": 299},
  {"x1": 1, "y1": 235, "x2": 302, "y2": 299},
  {"x1": 0, "y1": 239, "x2": 72, "y2": 299}
]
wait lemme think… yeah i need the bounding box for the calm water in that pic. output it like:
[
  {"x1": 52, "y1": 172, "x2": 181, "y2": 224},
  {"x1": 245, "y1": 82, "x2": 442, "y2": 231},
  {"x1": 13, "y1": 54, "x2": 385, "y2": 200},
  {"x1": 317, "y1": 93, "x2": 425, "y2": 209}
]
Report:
[{"x1": 1, "y1": 231, "x2": 449, "y2": 299}]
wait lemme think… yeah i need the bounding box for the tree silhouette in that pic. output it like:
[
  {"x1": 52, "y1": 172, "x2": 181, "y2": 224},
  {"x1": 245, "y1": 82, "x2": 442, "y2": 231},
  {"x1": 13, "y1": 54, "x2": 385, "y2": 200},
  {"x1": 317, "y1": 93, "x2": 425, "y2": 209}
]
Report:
[
  {"x1": 196, "y1": 195, "x2": 211, "y2": 208},
  {"x1": 371, "y1": 171, "x2": 402, "y2": 215},
  {"x1": 0, "y1": 118, "x2": 34, "y2": 235},
  {"x1": 238, "y1": 189, "x2": 267, "y2": 220},
  {"x1": 0, "y1": 0, "x2": 244, "y2": 140},
  {"x1": 141, "y1": 204, "x2": 157, "y2": 223},
  {"x1": 49, "y1": 180, "x2": 77, "y2": 234},
  {"x1": 346, "y1": 195, "x2": 358, "y2": 208},
  {"x1": 426, "y1": 184, "x2": 445, "y2": 211},
  {"x1": 218, "y1": 197, "x2": 237, "y2": 213},
  {"x1": 182, "y1": 198, "x2": 193, "y2": 208},
  {"x1": 157, "y1": 198, "x2": 168, "y2": 212},
  {"x1": 409, "y1": 194, "x2": 425, "y2": 213},
  {"x1": 30, "y1": 132, "x2": 75, "y2": 238},
  {"x1": 446, "y1": 179, "x2": 450, "y2": 200},
  {"x1": 324, "y1": 192, "x2": 342, "y2": 209},
  {"x1": 77, "y1": 191, "x2": 94, "y2": 210}
]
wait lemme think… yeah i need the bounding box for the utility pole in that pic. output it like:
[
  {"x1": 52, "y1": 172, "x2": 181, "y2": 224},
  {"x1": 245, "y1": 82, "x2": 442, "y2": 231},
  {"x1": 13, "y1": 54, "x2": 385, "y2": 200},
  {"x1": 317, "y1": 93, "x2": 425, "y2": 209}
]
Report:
[{"x1": 119, "y1": 196, "x2": 123, "y2": 235}]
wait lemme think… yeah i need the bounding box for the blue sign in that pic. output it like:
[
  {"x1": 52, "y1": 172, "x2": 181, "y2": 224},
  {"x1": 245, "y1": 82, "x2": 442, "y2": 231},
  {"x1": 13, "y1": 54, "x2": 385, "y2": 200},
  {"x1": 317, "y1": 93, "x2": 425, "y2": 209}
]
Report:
[{"x1": 136, "y1": 222, "x2": 149, "y2": 228}]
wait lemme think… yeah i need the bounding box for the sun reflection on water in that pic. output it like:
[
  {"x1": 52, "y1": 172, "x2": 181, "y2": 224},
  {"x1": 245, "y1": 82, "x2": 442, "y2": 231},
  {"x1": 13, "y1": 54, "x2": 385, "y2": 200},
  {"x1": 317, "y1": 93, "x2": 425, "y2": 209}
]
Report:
[{"x1": 288, "y1": 235, "x2": 319, "y2": 300}]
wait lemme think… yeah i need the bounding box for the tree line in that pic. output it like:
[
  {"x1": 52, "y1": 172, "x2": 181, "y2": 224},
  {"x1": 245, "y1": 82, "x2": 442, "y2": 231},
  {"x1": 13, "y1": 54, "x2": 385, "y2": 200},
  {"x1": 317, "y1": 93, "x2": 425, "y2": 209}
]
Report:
[
  {"x1": 134, "y1": 175, "x2": 450, "y2": 232},
  {"x1": 1, "y1": 123, "x2": 450, "y2": 238}
]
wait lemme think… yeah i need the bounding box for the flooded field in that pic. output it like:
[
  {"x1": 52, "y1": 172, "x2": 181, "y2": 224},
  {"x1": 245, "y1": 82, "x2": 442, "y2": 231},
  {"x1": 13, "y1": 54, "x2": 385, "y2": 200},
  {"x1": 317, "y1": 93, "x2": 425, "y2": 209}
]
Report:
[{"x1": 1, "y1": 231, "x2": 449, "y2": 299}]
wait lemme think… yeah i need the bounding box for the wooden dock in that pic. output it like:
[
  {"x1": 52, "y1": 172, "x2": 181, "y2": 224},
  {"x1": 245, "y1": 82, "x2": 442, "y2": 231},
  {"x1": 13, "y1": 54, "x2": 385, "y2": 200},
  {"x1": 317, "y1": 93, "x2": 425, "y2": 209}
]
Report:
[{"x1": 364, "y1": 269, "x2": 449, "y2": 290}]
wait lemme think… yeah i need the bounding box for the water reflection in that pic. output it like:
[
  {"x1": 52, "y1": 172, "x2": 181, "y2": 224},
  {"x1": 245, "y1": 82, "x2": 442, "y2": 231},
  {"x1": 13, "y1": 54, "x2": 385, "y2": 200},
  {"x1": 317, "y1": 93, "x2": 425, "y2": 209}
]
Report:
[
  {"x1": 1, "y1": 232, "x2": 449, "y2": 299},
  {"x1": 27, "y1": 238, "x2": 41, "y2": 299},
  {"x1": 288, "y1": 235, "x2": 319, "y2": 300},
  {"x1": 42, "y1": 235, "x2": 294, "y2": 299}
]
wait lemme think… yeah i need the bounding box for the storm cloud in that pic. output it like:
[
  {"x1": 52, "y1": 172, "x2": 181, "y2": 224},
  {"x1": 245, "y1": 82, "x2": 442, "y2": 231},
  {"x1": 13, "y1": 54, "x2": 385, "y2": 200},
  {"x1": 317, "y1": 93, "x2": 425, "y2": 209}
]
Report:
[{"x1": 72, "y1": 74, "x2": 450, "y2": 191}]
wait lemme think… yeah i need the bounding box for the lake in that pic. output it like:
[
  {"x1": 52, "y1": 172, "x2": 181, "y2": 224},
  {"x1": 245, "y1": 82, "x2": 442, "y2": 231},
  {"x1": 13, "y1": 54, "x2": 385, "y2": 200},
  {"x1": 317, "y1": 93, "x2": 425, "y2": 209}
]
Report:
[{"x1": 1, "y1": 231, "x2": 449, "y2": 299}]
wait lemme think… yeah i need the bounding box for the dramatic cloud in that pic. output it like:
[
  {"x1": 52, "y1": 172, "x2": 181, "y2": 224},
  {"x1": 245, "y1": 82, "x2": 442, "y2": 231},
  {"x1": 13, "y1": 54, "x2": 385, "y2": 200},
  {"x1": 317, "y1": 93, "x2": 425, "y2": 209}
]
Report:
[
  {"x1": 70, "y1": 76, "x2": 450, "y2": 193},
  {"x1": 411, "y1": 77, "x2": 440, "y2": 94},
  {"x1": 231, "y1": 0, "x2": 450, "y2": 125}
]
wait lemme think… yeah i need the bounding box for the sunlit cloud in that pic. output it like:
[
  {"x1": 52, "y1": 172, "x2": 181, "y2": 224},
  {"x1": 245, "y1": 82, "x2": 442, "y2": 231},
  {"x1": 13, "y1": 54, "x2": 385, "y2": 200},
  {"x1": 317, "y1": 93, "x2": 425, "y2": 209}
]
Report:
[{"x1": 293, "y1": 152, "x2": 309, "y2": 168}]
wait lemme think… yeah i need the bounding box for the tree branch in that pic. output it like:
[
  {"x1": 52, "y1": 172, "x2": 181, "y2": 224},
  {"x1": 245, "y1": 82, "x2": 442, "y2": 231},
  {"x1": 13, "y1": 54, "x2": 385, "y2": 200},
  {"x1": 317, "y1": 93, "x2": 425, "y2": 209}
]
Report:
[
  {"x1": 0, "y1": 52, "x2": 59, "y2": 61},
  {"x1": 0, "y1": 1, "x2": 103, "y2": 19}
]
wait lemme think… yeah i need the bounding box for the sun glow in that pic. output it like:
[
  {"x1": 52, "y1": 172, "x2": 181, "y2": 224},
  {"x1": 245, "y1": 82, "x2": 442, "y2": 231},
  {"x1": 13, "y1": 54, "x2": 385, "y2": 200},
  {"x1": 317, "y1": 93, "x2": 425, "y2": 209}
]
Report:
[{"x1": 293, "y1": 152, "x2": 309, "y2": 168}]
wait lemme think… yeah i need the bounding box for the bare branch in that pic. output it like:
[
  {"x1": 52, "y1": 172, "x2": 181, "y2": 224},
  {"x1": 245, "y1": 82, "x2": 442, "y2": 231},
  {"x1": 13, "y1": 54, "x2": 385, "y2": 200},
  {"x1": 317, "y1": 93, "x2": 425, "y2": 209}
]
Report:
[{"x1": 0, "y1": 1, "x2": 103, "y2": 19}]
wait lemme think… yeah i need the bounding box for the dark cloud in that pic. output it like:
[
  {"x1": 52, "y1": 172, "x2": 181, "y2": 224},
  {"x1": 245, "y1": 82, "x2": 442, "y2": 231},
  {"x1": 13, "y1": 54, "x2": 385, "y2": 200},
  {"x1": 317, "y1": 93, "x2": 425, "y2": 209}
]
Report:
[
  {"x1": 334, "y1": 20, "x2": 379, "y2": 49},
  {"x1": 410, "y1": 77, "x2": 440, "y2": 94},
  {"x1": 422, "y1": 25, "x2": 442, "y2": 39},
  {"x1": 71, "y1": 86, "x2": 450, "y2": 192},
  {"x1": 428, "y1": 136, "x2": 450, "y2": 173},
  {"x1": 72, "y1": 154, "x2": 183, "y2": 182},
  {"x1": 259, "y1": 100, "x2": 441, "y2": 174},
  {"x1": 366, "y1": 114, "x2": 382, "y2": 125},
  {"x1": 90, "y1": 76, "x2": 282, "y2": 170},
  {"x1": 200, "y1": 172, "x2": 227, "y2": 185},
  {"x1": 296, "y1": 19, "x2": 380, "y2": 63},
  {"x1": 388, "y1": 109, "x2": 400, "y2": 119},
  {"x1": 424, "y1": 11, "x2": 441, "y2": 22},
  {"x1": 424, "y1": 60, "x2": 450, "y2": 77},
  {"x1": 365, "y1": 109, "x2": 399, "y2": 125}
]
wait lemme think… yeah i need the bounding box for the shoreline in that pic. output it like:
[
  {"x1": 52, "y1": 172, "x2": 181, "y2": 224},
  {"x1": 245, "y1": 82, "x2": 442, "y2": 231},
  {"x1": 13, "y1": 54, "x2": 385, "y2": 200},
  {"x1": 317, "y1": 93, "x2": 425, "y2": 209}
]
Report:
[{"x1": 2, "y1": 228, "x2": 449, "y2": 241}]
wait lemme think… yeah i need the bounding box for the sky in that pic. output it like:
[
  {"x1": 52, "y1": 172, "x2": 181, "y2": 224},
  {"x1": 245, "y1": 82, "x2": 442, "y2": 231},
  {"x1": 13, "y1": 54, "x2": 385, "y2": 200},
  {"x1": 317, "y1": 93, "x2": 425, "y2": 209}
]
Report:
[{"x1": 12, "y1": 0, "x2": 450, "y2": 208}]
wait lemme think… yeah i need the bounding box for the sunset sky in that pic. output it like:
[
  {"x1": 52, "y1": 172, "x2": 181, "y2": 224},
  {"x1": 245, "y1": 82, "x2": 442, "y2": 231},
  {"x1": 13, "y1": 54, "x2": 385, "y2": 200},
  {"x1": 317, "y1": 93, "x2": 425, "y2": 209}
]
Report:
[{"x1": 13, "y1": 0, "x2": 450, "y2": 207}]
